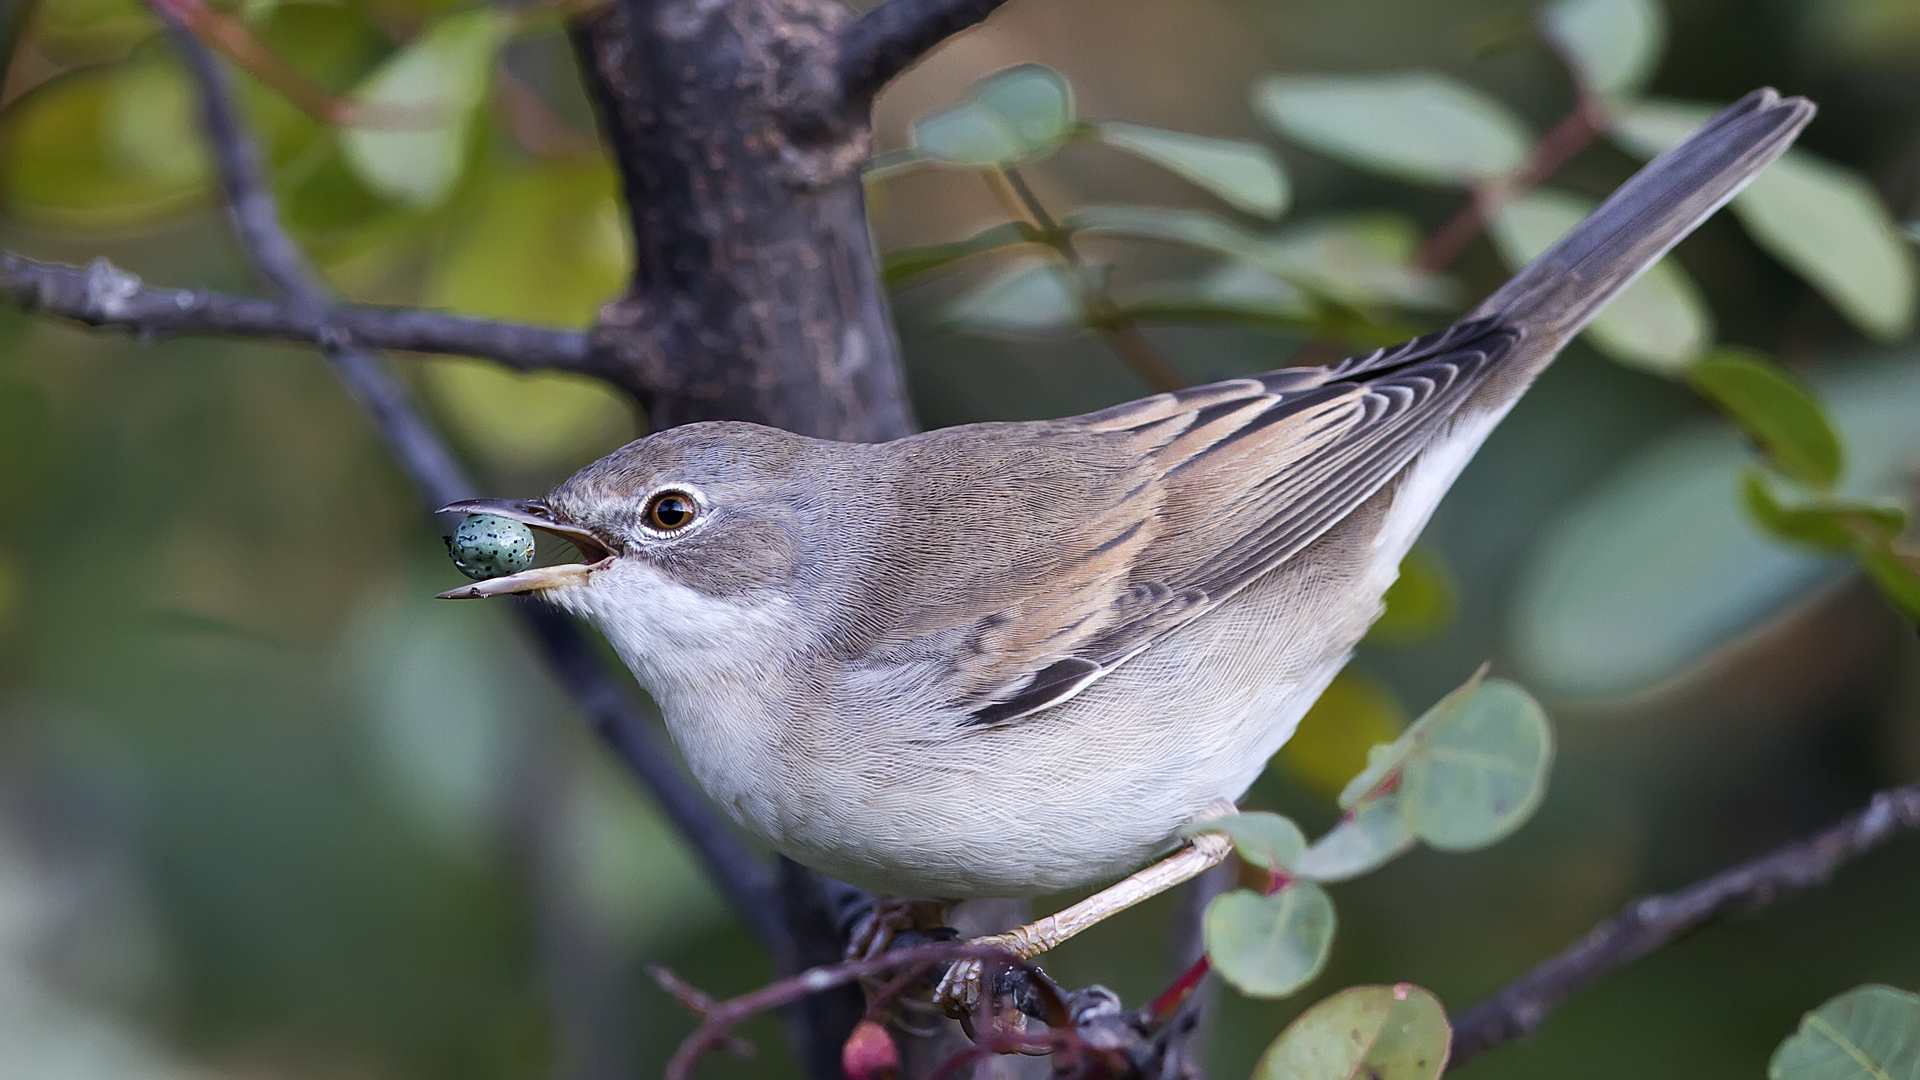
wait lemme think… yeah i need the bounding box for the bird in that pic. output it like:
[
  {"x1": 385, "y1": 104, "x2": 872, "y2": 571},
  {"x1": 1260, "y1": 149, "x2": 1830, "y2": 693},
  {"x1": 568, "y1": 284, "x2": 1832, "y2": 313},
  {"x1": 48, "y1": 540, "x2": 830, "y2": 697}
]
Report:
[{"x1": 437, "y1": 88, "x2": 1813, "y2": 1001}]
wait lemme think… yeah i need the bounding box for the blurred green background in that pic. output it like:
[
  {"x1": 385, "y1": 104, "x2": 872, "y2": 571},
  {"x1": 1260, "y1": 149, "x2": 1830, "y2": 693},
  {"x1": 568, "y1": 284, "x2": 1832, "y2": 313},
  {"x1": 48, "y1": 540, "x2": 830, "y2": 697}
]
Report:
[{"x1": 2, "y1": 0, "x2": 1919, "y2": 1077}]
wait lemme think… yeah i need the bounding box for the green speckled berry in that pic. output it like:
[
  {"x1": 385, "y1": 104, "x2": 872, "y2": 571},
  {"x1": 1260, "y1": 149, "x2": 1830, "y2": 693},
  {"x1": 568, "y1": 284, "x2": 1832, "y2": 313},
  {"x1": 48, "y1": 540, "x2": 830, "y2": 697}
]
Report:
[{"x1": 450, "y1": 514, "x2": 536, "y2": 580}]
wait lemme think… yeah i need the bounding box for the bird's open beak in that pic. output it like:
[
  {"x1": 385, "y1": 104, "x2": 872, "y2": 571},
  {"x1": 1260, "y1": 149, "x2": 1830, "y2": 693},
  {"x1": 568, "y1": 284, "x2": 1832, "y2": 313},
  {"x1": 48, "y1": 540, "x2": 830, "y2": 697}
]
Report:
[{"x1": 434, "y1": 498, "x2": 616, "y2": 600}]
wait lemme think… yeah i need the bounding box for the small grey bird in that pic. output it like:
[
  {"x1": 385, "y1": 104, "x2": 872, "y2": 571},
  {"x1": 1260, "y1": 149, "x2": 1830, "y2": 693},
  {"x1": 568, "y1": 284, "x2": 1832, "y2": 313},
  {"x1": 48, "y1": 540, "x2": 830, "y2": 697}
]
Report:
[{"x1": 440, "y1": 89, "x2": 1812, "y2": 979}]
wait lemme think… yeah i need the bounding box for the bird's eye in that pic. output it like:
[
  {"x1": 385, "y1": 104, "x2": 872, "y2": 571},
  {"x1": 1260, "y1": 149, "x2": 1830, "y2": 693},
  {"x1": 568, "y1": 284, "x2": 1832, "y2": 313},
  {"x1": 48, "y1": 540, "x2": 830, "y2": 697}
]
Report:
[{"x1": 645, "y1": 490, "x2": 698, "y2": 532}]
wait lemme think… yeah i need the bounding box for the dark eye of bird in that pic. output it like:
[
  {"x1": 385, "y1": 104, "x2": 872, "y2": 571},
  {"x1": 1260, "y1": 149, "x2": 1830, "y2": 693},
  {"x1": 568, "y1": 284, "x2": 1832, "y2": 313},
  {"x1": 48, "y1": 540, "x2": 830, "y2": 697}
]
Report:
[{"x1": 646, "y1": 491, "x2": 697, "y2": 531}]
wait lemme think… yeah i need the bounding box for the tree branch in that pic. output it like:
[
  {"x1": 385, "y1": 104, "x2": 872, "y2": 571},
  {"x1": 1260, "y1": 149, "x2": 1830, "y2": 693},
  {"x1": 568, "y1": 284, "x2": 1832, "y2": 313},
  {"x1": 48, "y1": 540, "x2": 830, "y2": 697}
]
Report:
[
  {"x1": 0, "y1": 250, "x2": 594, "y2": 373},
  {"x1": 149, "y1": 17, "x2": 786, "y2": 954},
  {"x1": 837, "y1": 0, "x2": 1019, "y2": 105},
  {"x1": 1448, "y1": 780, "x2": 1920, "y2": 1069}
]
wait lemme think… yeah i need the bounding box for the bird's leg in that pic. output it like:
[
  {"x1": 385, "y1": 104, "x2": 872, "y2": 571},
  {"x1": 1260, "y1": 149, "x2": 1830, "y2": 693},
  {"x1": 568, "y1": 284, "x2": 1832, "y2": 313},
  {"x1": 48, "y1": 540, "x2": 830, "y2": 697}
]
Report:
[{"x1": 933, "y1": 829, "x2": 1235, "y2": 1013}]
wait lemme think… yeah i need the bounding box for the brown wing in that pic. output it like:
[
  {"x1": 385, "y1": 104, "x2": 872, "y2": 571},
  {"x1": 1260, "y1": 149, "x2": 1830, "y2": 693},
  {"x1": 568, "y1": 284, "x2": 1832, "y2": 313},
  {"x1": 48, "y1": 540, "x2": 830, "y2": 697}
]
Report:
[{"x1": 958, "y1": 316, "x2": 1518, "y2": 724}]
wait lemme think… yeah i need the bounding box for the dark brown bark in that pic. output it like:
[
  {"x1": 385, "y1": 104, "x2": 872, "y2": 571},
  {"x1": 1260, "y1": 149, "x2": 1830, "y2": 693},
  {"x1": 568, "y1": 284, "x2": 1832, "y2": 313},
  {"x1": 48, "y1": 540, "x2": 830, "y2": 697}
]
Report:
[{"x1": 571, "y1": 0, "x2": 917, "y2": 441}]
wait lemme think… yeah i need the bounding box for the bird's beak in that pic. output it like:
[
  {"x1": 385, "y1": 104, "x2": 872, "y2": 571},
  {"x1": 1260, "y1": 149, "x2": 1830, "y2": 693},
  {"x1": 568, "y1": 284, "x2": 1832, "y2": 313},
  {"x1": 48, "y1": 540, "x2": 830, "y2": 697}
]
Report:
[{"x1": 434, "y1": 498, "x2": 616, "y2": 600}]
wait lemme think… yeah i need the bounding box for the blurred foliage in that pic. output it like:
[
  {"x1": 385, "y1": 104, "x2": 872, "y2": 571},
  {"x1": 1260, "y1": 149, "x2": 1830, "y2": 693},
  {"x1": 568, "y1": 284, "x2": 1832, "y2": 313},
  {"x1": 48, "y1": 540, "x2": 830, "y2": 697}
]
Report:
[{"x1": 3, "y1": 0, "x2": 1920, "y2": 1077}]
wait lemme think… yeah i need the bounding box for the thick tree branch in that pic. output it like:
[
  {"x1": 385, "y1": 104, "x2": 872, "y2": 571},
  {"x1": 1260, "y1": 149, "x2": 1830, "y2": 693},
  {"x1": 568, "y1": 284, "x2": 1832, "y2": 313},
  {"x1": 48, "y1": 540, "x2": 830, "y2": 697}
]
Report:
[
  {"x1": 0, "y1": 250, "x2": 594, "y2": 373},
  {"x1": 1448, "y1": 780, "x2": 1920, "y2": 1069},
  {"x1": 149, "y1": 19, "x2": 786, "y2": 953},
  {"x1": 837, "y1": 0, "x2": 1018, "y2": 104}
]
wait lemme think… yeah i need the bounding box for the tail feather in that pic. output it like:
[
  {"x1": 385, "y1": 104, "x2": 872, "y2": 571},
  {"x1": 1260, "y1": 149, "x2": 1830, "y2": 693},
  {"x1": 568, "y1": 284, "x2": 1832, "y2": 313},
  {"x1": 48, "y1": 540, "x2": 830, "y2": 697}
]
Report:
[{"x1": 1476, "y1": 88, "x2": 1815, "y2": 360}]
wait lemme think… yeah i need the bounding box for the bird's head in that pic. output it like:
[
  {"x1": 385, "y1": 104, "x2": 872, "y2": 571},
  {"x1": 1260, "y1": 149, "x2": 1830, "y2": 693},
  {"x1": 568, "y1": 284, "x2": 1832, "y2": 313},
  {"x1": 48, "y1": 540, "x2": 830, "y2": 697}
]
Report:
[{"x1": 435, "y1": 422, "x2": 839, "y2": 668}]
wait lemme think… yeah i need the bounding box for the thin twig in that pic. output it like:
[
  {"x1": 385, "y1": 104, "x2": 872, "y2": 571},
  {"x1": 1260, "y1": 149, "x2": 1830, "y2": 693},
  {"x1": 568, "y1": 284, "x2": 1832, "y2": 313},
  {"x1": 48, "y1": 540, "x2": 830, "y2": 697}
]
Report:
[
  {"x1": 0, "y1": 251, "x2": 594, "y2": 373},
  {"x1": 666, "y1": 941, "x2": 1048, "y2": 1080},
  {"x1": 1447, "y1": 780, "x2": 1920, "y2": 1069},
  {"x1": 1415, "y1": 93, "x2": 1606, "y2": 273},
  {"x1": 987, "y1": 167, "x2": 1187, "y2": 393},
  {"x1": 152, "y1": 19, "x2": 786, "y2": 953},
  {"x1": 837, "y1": 0, "x2": 1019, "y2": 104}
]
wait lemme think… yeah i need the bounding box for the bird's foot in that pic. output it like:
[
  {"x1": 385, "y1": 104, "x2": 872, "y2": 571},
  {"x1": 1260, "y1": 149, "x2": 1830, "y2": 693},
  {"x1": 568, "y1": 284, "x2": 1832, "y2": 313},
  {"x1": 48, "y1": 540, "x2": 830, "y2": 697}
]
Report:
[{"x1": 845, "y1": 897, "x2": 951, "y2": 962}]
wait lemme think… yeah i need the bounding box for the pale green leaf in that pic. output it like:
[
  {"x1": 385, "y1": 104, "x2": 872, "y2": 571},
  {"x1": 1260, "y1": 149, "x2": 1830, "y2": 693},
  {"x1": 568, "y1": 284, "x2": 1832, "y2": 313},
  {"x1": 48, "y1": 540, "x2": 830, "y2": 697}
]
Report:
[
  {"x1": 912, "y1": 64, "x2": 1074, "y2": 166},
  {"x1": 1612, "y1": 100, "x2": 1917, "y2": 340},
  {"x1": 882, "y1": 222, "x2": 1039, "y2": 285},
  {"x1": 1540, "y1": 0, "x2": 1667, "y2": 98},
  {"x1": 1184, "y1": 811, "x2": 1307, "y2": 871},
  {"x1": 1204, "y1": 881, "x2": 1336, "y2": 998},
  {"x1": 1398, "y1": 680, "x2": 1555, "y2": 850},
  {"x1": 1733, "y1": 151, "x2": 1917, "y2": 340},
  {"x1": 1513, "y1": 357, "x2": 1920, "y2": 699},
  {"x1": 1489, "y1": 189, "x2": 1712, "y2": 372},
  {"x1": 342, "y1": 10, "x2": 513, "y2": 208},
  {"x1": 1093, "y1": 121, "x2": 1291, "y2": 217},
  {"x1": 1742, "y1": 471, "x2": 1907, "y2": 552},
  {"x1": 1859, "y1": 548, "x2": 1920, "y2": 622},
  {"x1": 1295, "y1": 797, "x2": 1416, "y2": 883},
  {"x1": 1254, "y1": 984, "x2": 1451, "y2": 1080},
  {"x1": 1769, "y1": 984, "x2": 1920, "y2": 1080},
  {"x1": 1689, "y1": 348, "x2": 1843, "y2": 488},
  {"x1": 1335, "y1": 668, "x2": 1485, "y2": 809},
  {"x1": 944, "y1": 260, "x2": 1082, "y2": 338},
  {"x1": 1254, "y1": 72, "x2": 1532, "y2": 185}
]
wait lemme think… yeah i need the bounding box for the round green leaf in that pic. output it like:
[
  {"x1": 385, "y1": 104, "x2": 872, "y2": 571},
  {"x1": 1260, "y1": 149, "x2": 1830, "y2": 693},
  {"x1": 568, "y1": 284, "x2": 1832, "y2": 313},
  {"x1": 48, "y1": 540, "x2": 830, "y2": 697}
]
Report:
[
  {"x1": 343, "y1": 10, "x2": 513, "y2": 208},
  {"x1": 1399, "y1": 680, "x2": 1554, "y2": 851},
  {"x1": 1690, "y1": 348, "x2": 1843, "y2": 488},
  {"x1": 1769, "y1": 984, "x2": 1920, "y2": 1080},
  {"x1": 1254, "y1": 72, "x2": 1532, "y2": 186},
  {"x1": 1612, "y1": 99, "x2": 1917, "y2": 341},
  {"x1": 1540, "y1": 0, "x2": 1667, "y2": 99},
  {"x1": 1204, "y1": 881, "x2": 1336, "y2": 998},
  {"x1": 943, "y1": 260, "x2": 1082, "y2": 338},
  {"x1": 1255, "y1": 984, "x2": 1451, "y2": 1080},
  {"x1": 1093, "y1": 122, "x2": 1291, "y2": 217},
  {"x1": 911, "y1": 64, "x2": 1074, "y2": 166},
  {"x1": 1276, "y1": 668, "x2": 1407, "y2": 802},
  {"x1": 1490, "y1": 189, "x2": 1712, "y2": 373},
  {"x1": 1252, "y1": 214, "x2": 1460, "y2": 311},
  {"x1": 1295, "y1": 796, "x2": 1416, "y2": 883},
  {"x1": 1512, "y1": 356, "x2": 1920, "y2": 699},
  {"x1": 1185, "y1": 811, "x2": 1307, "y2": 871}
]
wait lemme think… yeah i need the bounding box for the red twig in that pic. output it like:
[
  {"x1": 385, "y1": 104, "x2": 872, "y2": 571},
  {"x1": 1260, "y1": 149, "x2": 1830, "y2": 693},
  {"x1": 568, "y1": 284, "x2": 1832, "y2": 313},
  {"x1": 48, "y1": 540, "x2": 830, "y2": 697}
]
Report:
[{"x1": 1416, "y1": 96, "x2": 1607, "y2": 273}]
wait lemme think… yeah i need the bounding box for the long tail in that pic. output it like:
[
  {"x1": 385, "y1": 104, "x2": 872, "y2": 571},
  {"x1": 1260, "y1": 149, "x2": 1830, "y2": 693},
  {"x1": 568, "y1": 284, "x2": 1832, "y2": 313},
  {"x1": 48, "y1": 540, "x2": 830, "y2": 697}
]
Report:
[{"x1": 1478, "y1": 88, "x2": 1814, "y2": 376}]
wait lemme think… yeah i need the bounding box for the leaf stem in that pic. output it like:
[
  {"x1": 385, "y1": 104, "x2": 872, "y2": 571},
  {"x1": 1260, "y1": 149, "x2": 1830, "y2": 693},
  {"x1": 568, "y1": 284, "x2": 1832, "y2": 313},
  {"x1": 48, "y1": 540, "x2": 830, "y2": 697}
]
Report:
[{"x1": 985, "y1": 166, "x2": 1188, "y2": 393}]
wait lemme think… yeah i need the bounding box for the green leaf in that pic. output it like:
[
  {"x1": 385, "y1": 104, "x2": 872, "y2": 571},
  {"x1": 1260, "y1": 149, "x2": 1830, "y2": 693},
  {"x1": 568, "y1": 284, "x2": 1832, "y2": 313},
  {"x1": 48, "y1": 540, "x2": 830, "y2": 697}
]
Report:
[
  {"x1": 1859, "y1": 548, "x2": 1920, "y2": 622},
  {"x1": 1612, "y1": 100, "x2": 1917, "y2": 340},
  {"x1": 1367, "y1": 544, "x2": 1459, "y2": 645},
  {"x1": 1540, "y1": 0, "x2": 1667, "y2": 98},
  {"x1": 1184, "y1": 811, "x2": 1307, "y2": 871},
  {"x1": 342, "y1": 10, "x2": 513, "y2": 208},
  {"x1": 1768, "y1": 984, "x2": 1920, "y2": 1080},
  {"x1": 1255, "y1": 214, "x2": 1461, "y2": 311},
  {"x1": 1254, "y1": 984, "x2": 1451, "y2": 1080},
  {"x1": 944, "y1": 260, "x2": 1082, "y2": 338},
  {"x1": 1489, "y1": 189, "x2": 1712, "y2": 372},
  {"x1": 1335, "y1": 669, "x2": 1484, "y2": 809},
  {"x1": 911, "y1": 64, "x2": 1074, "y2": 166},
  {"x1": 882, "y1": 222, "x2": 1039, "y2": 285},
  {"x1": 428, "y1": 161, "x2": 627, "y2": 328},
  {"x1": 1068, "y1": 204, "x2": 1272, "y2": 263},
  {"x1": 1690, "y1": 349, "x2": 1844, "y2": 487},
  {"x1": 1092, "y1": 121, "x2": 1291, "y2": 217},
  {"x1": 1398, "y1": 679, "x2": 1555, "y2": 851},
  {"x1": 2, "y1": 57, "x2": 209, "y2": 229},
  {"x1": 1204, "y1": 881, "x2": 1336, "y2": 998},
  {"x1": 1254, "y1": 72, "x2": 1532, "y2": 185},
  {"x1": 1295, "y1": 796, "x2": 1416, "y2": 883},
  {"x1": 1733, "y1": 150, "x2": 1918, "y2": 341},
  {"x1": 1512, "y1": 357, "x2": 1920, "y2": 699},
  {"x1": 1742, "y1": 471, "x2": 1907, "y2": 552}
]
